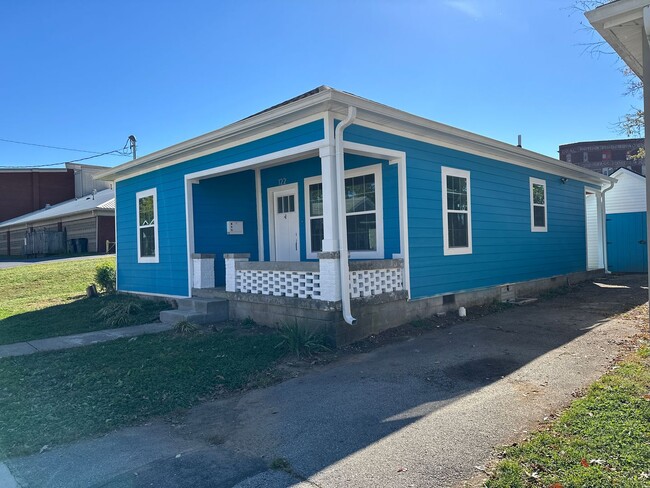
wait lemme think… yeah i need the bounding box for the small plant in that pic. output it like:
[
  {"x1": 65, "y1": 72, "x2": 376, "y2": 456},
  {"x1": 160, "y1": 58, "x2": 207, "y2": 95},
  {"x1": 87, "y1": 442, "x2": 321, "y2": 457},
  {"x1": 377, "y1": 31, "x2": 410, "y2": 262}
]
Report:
[
  {"x1": 96, "y1": 300, "x2": 143, "y2": 327},
  {"x1": 95, "y1": 262, "x2": 116, "y2": 293},
  {"x1": 276, "y1": 321, "x2": 330, "y2": 358},
  {"x1": 241, "y1": 317, "x2": 256, "y2": 327},
  {"x1": 174, "y1": 320, "x2": 199, "y2": 334}
]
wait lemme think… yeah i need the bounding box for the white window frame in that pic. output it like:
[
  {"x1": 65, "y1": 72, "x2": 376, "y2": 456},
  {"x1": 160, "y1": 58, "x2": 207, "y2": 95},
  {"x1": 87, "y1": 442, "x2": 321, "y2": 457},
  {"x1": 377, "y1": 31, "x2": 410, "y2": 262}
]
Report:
[
  {"x1": 136, "y1": 188, "x2": 159, "y2": 263},
  {"x1": 441, "y1": 166, "x2": 472, "y2": 256},
  {"x1": 304, "y1": 164, "x2": 384, "y2": 259},
  {"x1": 529, "y1": 177, "x2": 547, "y2": 233}
]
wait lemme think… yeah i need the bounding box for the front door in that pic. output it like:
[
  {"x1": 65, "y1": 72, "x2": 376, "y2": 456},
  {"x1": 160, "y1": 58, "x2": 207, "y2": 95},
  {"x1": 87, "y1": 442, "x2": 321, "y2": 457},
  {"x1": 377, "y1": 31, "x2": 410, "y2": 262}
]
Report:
[{"x1": 270, "y1": 185, "x2": 300, "y2": 261}]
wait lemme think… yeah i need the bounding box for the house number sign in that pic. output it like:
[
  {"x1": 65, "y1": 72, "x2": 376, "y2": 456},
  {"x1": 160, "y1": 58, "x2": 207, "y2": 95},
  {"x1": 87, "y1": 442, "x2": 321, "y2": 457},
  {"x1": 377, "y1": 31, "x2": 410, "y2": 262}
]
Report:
[{"x1": 278, "y1": 178, "x2": 287, "y2": 185}]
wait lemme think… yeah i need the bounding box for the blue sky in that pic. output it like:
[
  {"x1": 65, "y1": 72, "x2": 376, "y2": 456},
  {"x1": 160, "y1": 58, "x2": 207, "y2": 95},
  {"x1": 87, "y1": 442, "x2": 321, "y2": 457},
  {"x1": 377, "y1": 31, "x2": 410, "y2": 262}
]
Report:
[{"x1": 0, "y1": 0, "x2": 637, "y2": 168}]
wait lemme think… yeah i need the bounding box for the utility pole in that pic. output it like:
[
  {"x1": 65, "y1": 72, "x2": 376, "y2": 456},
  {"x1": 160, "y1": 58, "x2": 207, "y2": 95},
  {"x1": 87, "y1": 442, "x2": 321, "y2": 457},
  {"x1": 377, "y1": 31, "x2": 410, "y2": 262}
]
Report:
[{"x1": 128, "y1": 135, "x2": 137, "y2": 160}]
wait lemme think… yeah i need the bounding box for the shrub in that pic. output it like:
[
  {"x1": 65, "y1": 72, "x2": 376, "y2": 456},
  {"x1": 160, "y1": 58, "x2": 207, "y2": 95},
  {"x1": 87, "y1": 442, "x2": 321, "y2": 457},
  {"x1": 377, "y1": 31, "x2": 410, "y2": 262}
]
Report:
[
  {"x1": 95, "y1": 262, "x2": 116, "y2": 293},
  {"x1": 96, "y1": 300, "x2": 143, "y2": 327},
  {"x1": 276, "y1": 322, "x2": 330, "y2": 358},
  {"x1": 174, "y1": 320, "x2": 199, "y2": 334}
]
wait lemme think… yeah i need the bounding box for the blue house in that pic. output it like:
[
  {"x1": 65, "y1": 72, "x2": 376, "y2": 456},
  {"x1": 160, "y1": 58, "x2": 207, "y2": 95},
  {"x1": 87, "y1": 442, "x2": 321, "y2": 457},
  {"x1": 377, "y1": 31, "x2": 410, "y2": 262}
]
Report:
[{"x1": 98, "y1": 87, "x2": 613, "y2": 344}]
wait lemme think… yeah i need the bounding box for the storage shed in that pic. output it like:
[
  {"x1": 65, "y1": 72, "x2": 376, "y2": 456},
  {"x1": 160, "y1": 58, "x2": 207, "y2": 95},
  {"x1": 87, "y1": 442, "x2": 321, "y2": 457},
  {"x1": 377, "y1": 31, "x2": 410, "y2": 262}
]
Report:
[{"x1": 606, "y1": 168, "x2": 647, "y2": 272}]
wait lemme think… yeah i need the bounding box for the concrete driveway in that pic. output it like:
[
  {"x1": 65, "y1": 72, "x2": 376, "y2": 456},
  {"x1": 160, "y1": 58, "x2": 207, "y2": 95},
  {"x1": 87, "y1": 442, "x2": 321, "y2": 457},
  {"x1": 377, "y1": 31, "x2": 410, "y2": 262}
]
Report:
[{"x1": 3, "y1": 274, "x2": 647, "y2": 488}]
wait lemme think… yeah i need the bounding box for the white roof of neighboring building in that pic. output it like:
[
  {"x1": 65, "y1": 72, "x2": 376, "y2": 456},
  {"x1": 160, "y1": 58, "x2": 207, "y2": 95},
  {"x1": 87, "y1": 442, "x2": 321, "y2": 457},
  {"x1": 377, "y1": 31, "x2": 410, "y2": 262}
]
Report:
[{"x1": 0, "y1": 189, "x2": 115, "y2": 229}]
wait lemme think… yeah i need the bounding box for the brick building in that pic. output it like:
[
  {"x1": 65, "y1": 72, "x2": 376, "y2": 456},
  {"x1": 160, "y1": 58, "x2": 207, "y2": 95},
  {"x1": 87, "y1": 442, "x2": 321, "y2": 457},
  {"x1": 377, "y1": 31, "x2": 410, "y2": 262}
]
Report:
[
  {"x1": 558, "y1": 138, "x2": 645, "y2": 176},
  {"x1": 0, "y1": 163, "x2": 111, "y2": 223}
]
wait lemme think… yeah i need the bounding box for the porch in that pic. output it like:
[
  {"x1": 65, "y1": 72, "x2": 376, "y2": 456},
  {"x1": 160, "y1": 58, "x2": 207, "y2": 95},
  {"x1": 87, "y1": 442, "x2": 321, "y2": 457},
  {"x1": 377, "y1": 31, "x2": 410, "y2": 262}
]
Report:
[{"x1": 184, "y1": 134, "x2": 411, "y2": 317}]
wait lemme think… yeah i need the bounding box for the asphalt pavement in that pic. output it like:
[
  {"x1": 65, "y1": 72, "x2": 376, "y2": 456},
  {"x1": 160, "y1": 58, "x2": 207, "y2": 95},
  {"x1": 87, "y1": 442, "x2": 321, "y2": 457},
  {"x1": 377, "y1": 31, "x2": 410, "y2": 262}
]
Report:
[{"x1": 2, "y1": 274, "x2": 647, "y2": 488}]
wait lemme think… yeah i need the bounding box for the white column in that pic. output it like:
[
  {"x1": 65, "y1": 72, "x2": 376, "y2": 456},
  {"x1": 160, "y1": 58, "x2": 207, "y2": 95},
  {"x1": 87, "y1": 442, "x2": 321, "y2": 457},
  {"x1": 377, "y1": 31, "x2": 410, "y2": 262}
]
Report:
[
  {"x1": 318, "y1": 251, "x2": 342, "y2": 301},
  {"x1": 224, "y1": 253, "x2": 250, "y2": 292},
  {"x1": 319, "y1": 145, "x2": 339, "y2": 252},
  {"x1": 192, "y1": 253, "x2": 215, "y2": 289}
]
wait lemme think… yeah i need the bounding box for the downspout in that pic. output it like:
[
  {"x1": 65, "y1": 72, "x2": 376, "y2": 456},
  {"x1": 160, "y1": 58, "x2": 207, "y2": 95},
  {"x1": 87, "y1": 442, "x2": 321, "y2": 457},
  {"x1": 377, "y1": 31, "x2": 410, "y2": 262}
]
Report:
[
  {"x1": 335, "y1": 106, "x2": 357, "y2": 325},
  {"x1": 600, "y1": 179, "x2": 615, "y2": 273}
]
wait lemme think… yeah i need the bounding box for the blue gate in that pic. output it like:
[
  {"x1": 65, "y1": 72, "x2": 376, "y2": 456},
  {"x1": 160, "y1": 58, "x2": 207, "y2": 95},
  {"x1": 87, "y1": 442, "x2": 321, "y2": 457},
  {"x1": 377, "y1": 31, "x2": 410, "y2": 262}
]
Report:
[{"x1": 607, "y1": 211, "x2": 648, "y2": 273}]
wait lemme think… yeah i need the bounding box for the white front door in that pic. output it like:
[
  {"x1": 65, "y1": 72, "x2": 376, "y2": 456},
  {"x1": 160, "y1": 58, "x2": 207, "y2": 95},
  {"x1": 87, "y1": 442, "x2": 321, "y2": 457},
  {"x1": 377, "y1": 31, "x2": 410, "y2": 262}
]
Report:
[{"x1": 270, "y1": 186, "x2": 300, "y2": 261}]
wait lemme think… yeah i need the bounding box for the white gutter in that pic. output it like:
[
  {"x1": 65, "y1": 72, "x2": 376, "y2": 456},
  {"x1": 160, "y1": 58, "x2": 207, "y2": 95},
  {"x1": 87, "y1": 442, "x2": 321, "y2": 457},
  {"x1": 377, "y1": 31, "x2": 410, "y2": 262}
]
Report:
[
  {"x1": 335, "y1": 106, "x2": 357, "y2": 325},
  {"x1": 600, "y1": 180, "x2": 616, "y2": 273}
]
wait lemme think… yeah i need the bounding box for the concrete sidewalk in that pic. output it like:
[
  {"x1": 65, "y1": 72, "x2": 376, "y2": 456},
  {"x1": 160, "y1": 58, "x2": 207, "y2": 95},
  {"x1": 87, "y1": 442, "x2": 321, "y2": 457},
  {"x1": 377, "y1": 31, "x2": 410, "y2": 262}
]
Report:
[
  {"x1": 0, "y1": 322, "x2": 172, "y2": 358},
  {"x1": 2, "y1": 275, "x2": 647, "y2": 488}
]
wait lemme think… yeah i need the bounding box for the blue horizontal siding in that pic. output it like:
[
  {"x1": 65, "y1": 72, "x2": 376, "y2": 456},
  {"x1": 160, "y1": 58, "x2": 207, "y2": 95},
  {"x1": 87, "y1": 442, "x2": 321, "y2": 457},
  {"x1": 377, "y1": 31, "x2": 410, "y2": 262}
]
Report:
[
  {"x1": 193, "y1": 171, "x2": 259, "y2": 286},
  {"x1": 116, "y1": 119, "x2": 324, "y2": 296},
  {"x1": 344, "y1": 123, "x2": 589, "y2": 299}
]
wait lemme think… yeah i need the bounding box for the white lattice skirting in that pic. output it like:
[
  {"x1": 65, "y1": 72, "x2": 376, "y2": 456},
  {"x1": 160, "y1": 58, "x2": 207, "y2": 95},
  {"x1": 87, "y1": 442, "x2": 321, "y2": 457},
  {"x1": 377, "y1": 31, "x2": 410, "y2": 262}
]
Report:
[
  {"x1": 349, "y1": 268, "x2": 403, "y2": 298},
  {"x1": 237, "y1": 270, "x2": 322, "y2": 299}
]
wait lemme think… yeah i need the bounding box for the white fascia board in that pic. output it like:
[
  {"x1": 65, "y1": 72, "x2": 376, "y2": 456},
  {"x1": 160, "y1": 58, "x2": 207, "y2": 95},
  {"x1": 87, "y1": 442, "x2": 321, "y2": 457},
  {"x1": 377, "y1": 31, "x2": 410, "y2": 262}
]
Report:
[
  {"x1": 96, "y1": 94, "x2": 334, "y2": 181},
  {"x1": 586, "y1": 0, "x2": 648, "y2": 78},
  {"x1": 326, "y1": 95, "x2": 614, "y2": 186},
  {"x1": 98, "y1": 86, "x2": 615, "y2": 187}
]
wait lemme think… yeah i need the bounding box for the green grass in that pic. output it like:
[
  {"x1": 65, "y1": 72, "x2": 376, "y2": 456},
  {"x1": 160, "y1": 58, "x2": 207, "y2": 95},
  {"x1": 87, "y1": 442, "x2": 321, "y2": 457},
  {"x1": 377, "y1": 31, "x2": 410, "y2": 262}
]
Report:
[
  {"x1": 0, "y1": 257, "x2": 169, "y2": 344},
  {"x1": 486, "y1": 345, "x2": 650, "y2": 488},
  {"x1": 0, "y1": 328, "x2": 288, "y2": 458}
]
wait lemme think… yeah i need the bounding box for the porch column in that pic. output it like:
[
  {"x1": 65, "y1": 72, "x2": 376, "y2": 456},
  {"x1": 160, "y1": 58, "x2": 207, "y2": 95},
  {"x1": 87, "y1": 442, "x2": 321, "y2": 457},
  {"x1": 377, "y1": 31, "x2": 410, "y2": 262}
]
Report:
[
  {"x1": 644, "y1": 9, "x2": 650, "y2": 319},
  {"x1": 224, "y1": 253, "x2": 250, "y2": 292},
  {"x1": 318, "y1": 145, "x2": 343, "y2": 302},
  {"x1": 319, "y1": 145, "x2": 339, "y2": 252}
]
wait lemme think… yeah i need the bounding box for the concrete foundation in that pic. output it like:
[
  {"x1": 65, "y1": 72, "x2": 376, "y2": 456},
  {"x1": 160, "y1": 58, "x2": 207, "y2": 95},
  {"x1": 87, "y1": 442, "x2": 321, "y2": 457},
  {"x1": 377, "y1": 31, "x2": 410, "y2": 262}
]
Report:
[{"x1": 193, "y1": 269, "x2": 605, "y2": 346}]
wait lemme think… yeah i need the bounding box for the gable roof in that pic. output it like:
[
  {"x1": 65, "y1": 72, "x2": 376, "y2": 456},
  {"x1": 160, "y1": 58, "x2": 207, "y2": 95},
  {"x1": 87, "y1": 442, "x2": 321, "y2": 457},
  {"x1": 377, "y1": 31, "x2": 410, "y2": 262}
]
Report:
[
  {"x1": 0, "y1": 189, "x2": 115, "y2": 229},
  {"x1": 96, "y1": 87, "x2": 614, "y2": 186},
  {"x1": 611, "y1": 166, "x2": 646, "y2": 179}
]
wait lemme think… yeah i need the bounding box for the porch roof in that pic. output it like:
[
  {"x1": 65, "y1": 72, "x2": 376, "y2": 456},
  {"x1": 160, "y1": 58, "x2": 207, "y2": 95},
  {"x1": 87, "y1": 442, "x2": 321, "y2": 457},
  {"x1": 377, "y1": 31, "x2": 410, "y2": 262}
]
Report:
[
  {"x1": 97, "y1": 86, "x2": 614, "y2": 186},
  {"x1": 586, "y1": 0, "x2": 649, "y2": 79}
]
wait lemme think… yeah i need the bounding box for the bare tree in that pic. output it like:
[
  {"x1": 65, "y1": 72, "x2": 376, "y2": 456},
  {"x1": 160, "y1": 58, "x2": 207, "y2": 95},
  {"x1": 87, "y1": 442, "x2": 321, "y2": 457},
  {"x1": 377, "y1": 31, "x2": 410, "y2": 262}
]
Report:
[{"x1": 573, "y1": 0, "x2": 645, "y2": 139}]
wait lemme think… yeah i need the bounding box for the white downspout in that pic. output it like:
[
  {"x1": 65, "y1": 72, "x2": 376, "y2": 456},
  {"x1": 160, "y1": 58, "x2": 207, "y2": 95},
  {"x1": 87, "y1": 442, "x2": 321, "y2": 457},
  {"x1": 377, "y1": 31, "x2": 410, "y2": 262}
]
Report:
[
  {"x1": 335, "y1": 106, "x2": 357, "y2": 325},
  {"x1": 600, "y1": 179, "x2": 615, "y2": 273}
]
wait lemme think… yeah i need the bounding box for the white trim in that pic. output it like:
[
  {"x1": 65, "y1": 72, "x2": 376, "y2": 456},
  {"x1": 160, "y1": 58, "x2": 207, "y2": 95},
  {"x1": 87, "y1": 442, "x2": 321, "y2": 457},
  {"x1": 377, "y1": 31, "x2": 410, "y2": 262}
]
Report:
[
  {"x1": 529, "y1": 177, "x2": 548, "y2": 233},
  {"x1": 136, "y1": 188, "x2": 159, "y2": 264},
  {"x1": 441, "y1": 166, "x2": 472, "y2": 256},
  {"x1": 304, "y1": 163, "x2": 384, "y2": 260},
  {"x1": 114, "y1": 185, "x2": 119, "y2": 291},
  {"x1": 101, "y1": 112, "x2": 329, "y2": 183},
  {"x1": 99, "y1": 88, "x2": 612, "y2": 187},
  {"x1": 267, "y1": 183, "x2": 300, "y2": 261},
  {"x1": 304, "y1": 175, "x2": 323, "y2": 259},
  {"x1": 120, "y1": 289, "x2": 187, "y2": 300},
  {"x1": 184, "y1": 179, "x2": 195, "y2": 297},
  {"x1": 185, "y1": 141, "x2": 324, "y2": 182},
  {"x1": 396, "y1": 156, "x2": 411, "y2": 299},
  {"x1": 255, "y1": 168, "x2": 265, "y2": 261}
]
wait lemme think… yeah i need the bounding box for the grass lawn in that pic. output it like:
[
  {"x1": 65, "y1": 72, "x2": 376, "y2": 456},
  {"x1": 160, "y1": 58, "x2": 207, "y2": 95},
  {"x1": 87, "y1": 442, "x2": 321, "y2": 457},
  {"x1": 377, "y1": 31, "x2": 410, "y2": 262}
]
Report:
[
  {"x1": 0, "y1": 327, "x2": 287, "y2": 458},
  {"x1": 486, "y1": 345, "x2": 650, "y2": 487},
  {"x1": 0, "y1": 257, "x2": 169, "y2": 345}
]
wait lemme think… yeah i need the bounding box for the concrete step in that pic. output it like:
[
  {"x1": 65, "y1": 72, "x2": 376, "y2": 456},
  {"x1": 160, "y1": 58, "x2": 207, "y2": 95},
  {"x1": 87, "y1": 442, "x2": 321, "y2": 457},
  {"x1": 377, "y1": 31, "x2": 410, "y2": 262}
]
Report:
[
  {"x1": 177, "y1": 297, "x2": 228, "y2": 314},
  {"x1": 160, "y1": 298, "x2": 229, "y2": 325}
]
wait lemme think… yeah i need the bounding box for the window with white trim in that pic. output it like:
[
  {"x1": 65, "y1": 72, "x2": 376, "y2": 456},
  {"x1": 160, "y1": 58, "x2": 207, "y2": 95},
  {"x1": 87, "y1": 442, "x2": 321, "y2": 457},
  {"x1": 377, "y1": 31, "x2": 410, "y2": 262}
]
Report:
[
  {"x1": 442, "y1": 167, "x2": 472, "y2": 255},
  {"x1": 136, "y1": 188, "x2": 159, "y2": 263},
  {"x1": 529, "y1": 177, "x2": 547, "y2": 232},
  {"x1": 304, "y1": 164, "x2": 384, "y2": 259}
]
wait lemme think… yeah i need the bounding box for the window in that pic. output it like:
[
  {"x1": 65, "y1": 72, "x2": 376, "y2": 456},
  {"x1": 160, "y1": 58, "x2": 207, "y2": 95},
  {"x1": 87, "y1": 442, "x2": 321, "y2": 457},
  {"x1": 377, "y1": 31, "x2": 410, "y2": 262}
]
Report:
[
  {"x1": 304, "y1": 164, "x2": 383, "y2": 259},
  {"x1": 583, "y1": 152, "x2": 588, "y2": 162},
  {"x1": 529, "y1": 177, "x2": 547, "y2": 232},
  {"x1": 136, "y1": 188, "x2": 159, "y2": 263},
  {"x1": 441, "y1": 167, "x2": 472, "y2": 255},
  {"x1": 566, "y1": 153, "x2": 572, "y2": 163}
]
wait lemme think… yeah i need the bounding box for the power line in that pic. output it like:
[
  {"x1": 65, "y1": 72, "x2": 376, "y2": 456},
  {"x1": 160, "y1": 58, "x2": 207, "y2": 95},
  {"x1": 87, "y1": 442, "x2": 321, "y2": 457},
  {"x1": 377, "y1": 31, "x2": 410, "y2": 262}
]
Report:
[
  {"x1": 0, "y1": 137, "x2": 119, "y2": 155},
  {"x1": 0, "y1": 149, "x2": 131, "y2": 169}
]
